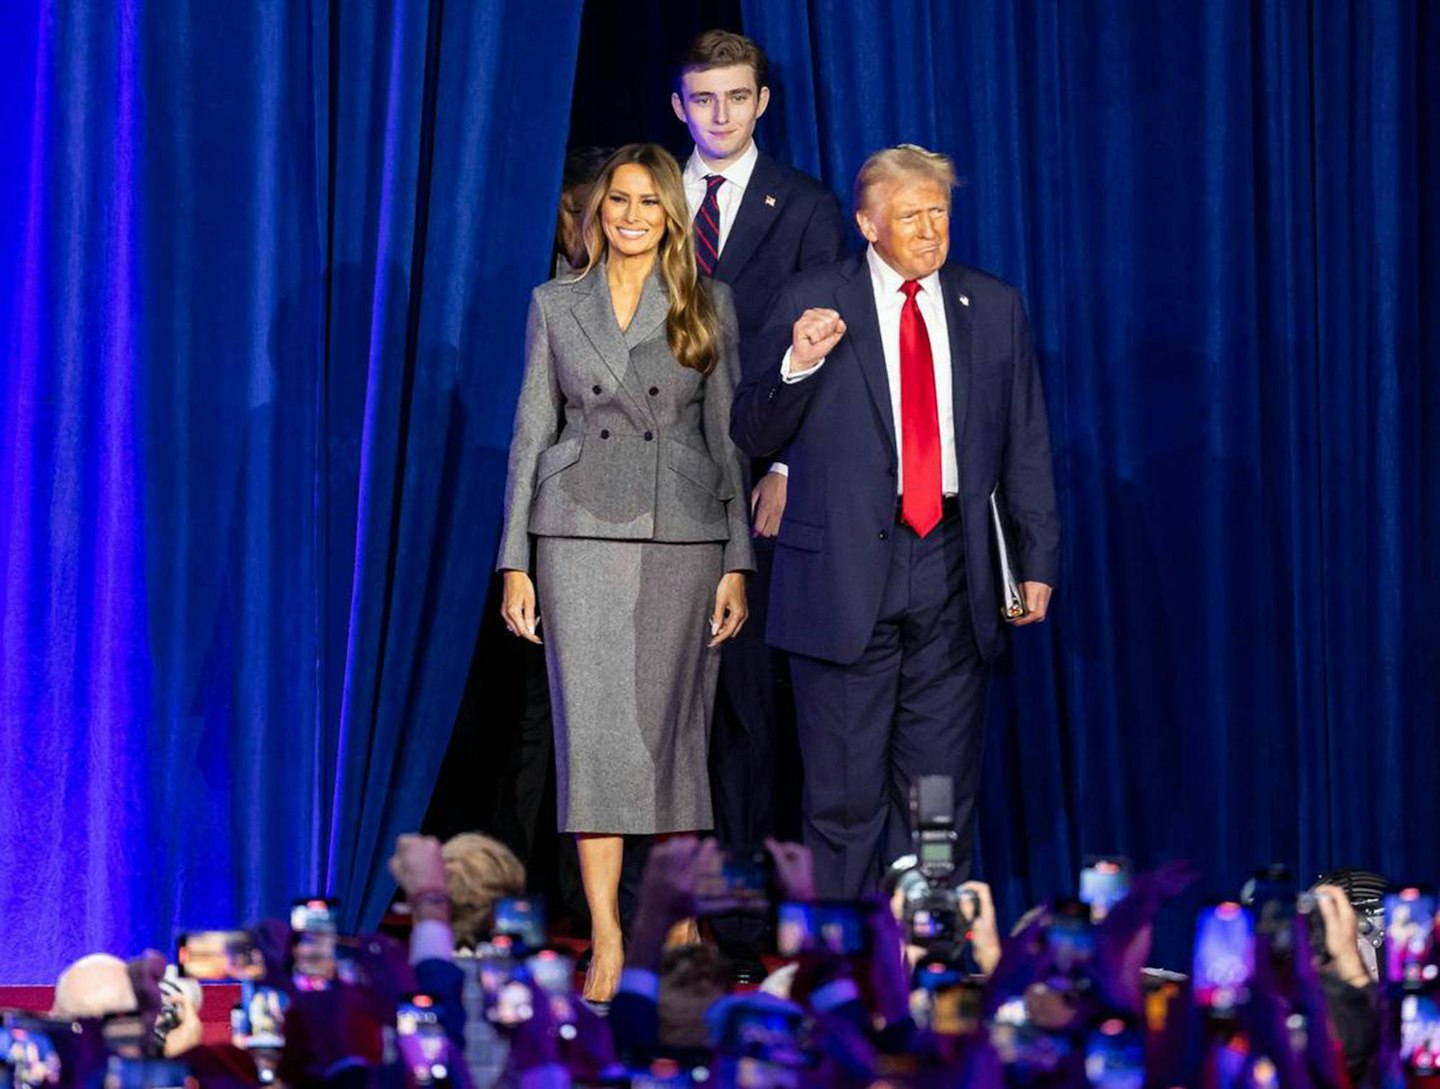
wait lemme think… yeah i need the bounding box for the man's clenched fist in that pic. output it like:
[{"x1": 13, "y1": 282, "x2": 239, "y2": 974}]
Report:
[{"x1": 790, "y1": 308, "x2": 847, "y2": 372}]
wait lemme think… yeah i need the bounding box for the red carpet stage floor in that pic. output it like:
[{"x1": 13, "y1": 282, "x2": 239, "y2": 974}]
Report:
[{"x1": 0, "y1": 983, "x2": 241, "y2": 1045}]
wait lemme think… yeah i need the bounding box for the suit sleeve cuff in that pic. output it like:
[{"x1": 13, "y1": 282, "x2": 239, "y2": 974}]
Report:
[{"x1": 779, "y1": 347, "x2": 825, "y2": 383}]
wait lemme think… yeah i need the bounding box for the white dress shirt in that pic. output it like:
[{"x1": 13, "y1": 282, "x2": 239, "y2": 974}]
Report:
[
  {"x1": 683, "y1": 140, "x2": 760, "y2": 258},
  {"x1": 780, "y1": 245, "x2": 959, "y2": 496}
]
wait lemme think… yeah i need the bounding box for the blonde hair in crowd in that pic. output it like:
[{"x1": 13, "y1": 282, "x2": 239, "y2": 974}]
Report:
[
  {"x1": 442, "y1": 832, "x2": 526, "y2": 948},
  {"x1": 578, "y1": 143, "x2": 720, "y2": 376},
  {"x1": 853, "y1": 143, "x2": 958, "y2": 212}
]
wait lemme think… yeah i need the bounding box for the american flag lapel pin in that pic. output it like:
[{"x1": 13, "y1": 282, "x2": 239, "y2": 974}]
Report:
[
  {"x1": 765, "y1": 194, "x2": 777, "y2": 207},
  {"x1": 958, "y1": 293, "x2": 970, "y2": 307}
]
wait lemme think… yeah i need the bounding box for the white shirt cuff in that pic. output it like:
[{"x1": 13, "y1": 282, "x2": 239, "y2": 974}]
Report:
[
  {"x1": 409, "y1": 919, "x2": 455, "y2": 965},
  {"x1": 779, "y1": 347, "x2": 825, "y2": 383},
  {"x1": 618, "y1": 967, "x2": 660, "y2": 1002},
  {"x1": 767, "y1": 463, "x2": 789, "y2": 477}
]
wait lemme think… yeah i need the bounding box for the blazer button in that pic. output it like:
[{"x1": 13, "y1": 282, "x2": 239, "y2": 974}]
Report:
[
  {"x1": 644, "y1": 431, "x2": 654, "y2": 441},
  {"x1": 592, "y1": 384, "x2": 602, "y2": 395},
  {"x1": 600, "y1": 429, "x2": 610, "y2": 439},
  {"x1": 878, "y1": 529, "x2": 889, "y2": 541},
  {"x1": 648, "y1": 386, "x2": 659, "y2": 396}
]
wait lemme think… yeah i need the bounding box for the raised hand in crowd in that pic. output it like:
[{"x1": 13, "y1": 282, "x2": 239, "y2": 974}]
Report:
[
  {"x1": 628, "y1": 836, "x2": 723, "y2": 972},
  {"x1": 862, "y1": 894, "x2": 913, "y2": 1031},
  {"x1": 131, "y1": 952, "x2": 205, "y2": 1059},
  {"x1": 957, "y1": 880, "x2": 1002, "y2": 976},
  {"x1": 765, "y1": 837, "x2": 816, "y2": 902},
  {"x1": 1313, "y1": 883, "x2": 1373, "y2": 988},
  {"x1": 389, "y1": 833, "x2": 452, "y2": 922},
  {"x1": 1094, "y1": 859, "x2": 1199, "y2": 1013}
]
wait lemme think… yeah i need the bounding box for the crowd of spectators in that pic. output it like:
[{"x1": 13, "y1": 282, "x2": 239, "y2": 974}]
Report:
[{"x1": 7, "y1": 829, "x2": 1425, "y2": 1089}]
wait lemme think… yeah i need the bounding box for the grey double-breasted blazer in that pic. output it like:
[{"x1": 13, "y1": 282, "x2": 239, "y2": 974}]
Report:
[{"x1": 496, "y1": 266, "x2": 755, "y2": 576}]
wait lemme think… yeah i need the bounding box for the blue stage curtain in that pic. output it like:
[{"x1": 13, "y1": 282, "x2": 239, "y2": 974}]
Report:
[
  {"x1": 0, "y1": 0, "x2": 581, "y2": 981},
  {"x1": 743, "y1": 0, "x2": 1439, "y2": 951}
]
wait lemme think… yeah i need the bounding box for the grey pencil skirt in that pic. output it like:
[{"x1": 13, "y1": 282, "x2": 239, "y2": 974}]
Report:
[{"x1": 535, "y1": 535, "x2": 723, "y2": 834}]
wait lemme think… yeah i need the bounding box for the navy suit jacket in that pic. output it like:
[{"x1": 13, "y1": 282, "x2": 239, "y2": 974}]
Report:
[
  {"x1": 730, "y1": 254, "x2": 1061, "y2": 665},
  {"x1": 710, "y1": 151, "x2": 849, "y2": 343}
]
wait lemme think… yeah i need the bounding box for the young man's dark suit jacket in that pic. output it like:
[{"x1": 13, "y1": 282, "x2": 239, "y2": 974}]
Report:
[
  {"x1": 702, "y1": 149, "x2": 847, "y2": 960},
  {"x1": 710, "y1": 151, "x2": 849, "y2": 341},
  {"x1": 730, "y1": 253, "x2": 1060, "y2": 666}
]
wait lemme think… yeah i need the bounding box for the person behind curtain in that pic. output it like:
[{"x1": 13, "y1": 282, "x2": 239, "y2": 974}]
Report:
[
  {"x1": 669, "y1": 28, "x2": 850, "y2": 983},
  {"x1": 554, "y1": 145, "x2": 613, "y2": 277},
  {"x1": 496, "y1": 144, "x2": 755, "y2": 1001}
]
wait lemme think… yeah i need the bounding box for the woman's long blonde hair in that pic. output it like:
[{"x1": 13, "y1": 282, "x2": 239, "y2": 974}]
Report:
[{"x1": 577, "y1": 143, "x2": 719, "y2": 375}]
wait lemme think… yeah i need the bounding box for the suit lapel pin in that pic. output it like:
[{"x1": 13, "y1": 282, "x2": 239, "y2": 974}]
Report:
[
  {"x1": 958, "y1": 293, "x2": 970, "y2": 307},
  {"x1": 764, "y1": 194, "x2": 777, "y2": 207}
]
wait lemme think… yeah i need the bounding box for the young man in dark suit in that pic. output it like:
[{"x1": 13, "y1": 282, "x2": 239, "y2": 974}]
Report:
[{"x1": 671, "y1": 30, "x2": 849, "y2": 981}]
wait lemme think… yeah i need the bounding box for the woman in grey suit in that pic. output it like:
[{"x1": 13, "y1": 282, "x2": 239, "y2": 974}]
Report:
[{"x1": 497, "y1": 144, "x2": 754, "y2": 1000}]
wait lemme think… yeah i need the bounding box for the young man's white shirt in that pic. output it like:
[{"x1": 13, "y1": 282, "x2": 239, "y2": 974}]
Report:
[{"x1": 682, "y1": 139, "x2": 760, "y2": 257}]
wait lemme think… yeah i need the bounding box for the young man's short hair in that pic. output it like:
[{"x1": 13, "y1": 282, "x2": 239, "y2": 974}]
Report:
[{"x1": 674, "y1": 29, "x2": 769, "y2": 94}]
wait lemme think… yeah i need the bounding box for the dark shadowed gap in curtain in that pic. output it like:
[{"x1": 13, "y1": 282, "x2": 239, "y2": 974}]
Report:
[{"x1": 317, "y1": 0, "x2": 586, "y2": 932}]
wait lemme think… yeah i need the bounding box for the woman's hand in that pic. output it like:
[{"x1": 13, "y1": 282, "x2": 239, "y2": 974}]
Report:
[
  {"x1": 500, "y1": 570, "x2": 542, "y2": 644},
  {"x1": 708, "y1": 571, "x2": 748, "y2": 647}
]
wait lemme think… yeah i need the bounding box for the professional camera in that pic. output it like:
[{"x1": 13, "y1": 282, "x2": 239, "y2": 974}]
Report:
[
  {"x1": 910, "y1": 775, "x2": 957, "y2": 881},
  {"x1": 891, "y1": 776, "x2": 978, "y2": 966}
]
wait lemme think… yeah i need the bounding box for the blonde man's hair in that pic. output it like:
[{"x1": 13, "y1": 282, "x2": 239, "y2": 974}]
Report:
[
  {"x1": 442, "y1": 832, "x2": 526, "y2": 948},
  {"x1": 852, "y1": 144, "x2": 958, "y2": 213}
]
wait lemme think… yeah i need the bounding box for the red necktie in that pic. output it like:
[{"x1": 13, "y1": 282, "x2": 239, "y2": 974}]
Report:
[
  {"x1": 693, "y1": 174, "x2": 724, "y2": 276},
  {"x1": 899, "y1": 280, "x2": 943, "y2": 537}
]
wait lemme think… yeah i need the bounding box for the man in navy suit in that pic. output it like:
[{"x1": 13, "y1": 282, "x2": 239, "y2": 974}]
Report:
[
  {"x1": 731, "y1": 145, "x2": 1060, "y2": 898},
  {"x1": 671, "y1": 30, "x2": 848, "y2": 972}
]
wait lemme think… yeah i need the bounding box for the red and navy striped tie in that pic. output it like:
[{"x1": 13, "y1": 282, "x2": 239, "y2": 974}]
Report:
[{"x1": 694, "y1": 173, "x2": 725, "y2": 276}]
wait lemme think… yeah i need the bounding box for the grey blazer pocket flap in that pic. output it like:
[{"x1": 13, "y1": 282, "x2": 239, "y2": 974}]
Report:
[
  {"x1": 776, "y1": 518, "x2": 825, "y2": 552},
  {"x1": 535, "y1": 438, "x2": 583, "y2": 484},
  {"x1": 666, "y1": 441, "x2": 732, "y2": 499}
]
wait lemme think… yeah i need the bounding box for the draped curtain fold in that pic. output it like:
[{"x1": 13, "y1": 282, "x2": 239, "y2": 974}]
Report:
[
  {"x1": 0, "y1": 0, "x2": 582, "y2": 980},
  {"x1": 743, "y1": 0, "x2": 1439, "y2": 956}
]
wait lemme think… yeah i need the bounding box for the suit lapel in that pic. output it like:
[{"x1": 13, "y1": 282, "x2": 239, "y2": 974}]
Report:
[
  {"x1": 624, "y1": 269, "x2": 668, "y2": 350},
  {"x1": 834, "y1": 258, "x2": 897, "y2": 459},
  {"x1": 714, "y1": 153, "x2": 784, "y2": 282},
  {"x1": 940, "y1": 265, "x2": 972, "y2": 458},
  {"x1": 569, "y1": 269, "x2": 653, "y2": 422},
  {"x1": 622, "y1": 272, "x2": 670, "y2": 426}
]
